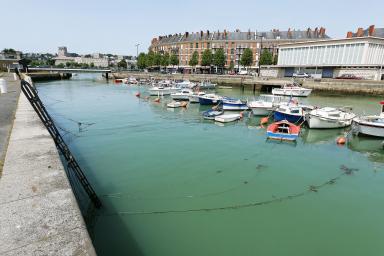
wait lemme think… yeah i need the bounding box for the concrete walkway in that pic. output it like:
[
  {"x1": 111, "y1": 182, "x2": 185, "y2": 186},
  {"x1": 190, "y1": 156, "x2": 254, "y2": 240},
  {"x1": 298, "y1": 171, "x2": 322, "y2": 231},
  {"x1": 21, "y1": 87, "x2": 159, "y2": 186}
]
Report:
[
  {"x1": 0, "y1": 91, "x2": 96, "y2": 255},
  {"x1": 0, "y1": 73, "x2": 20, "y2": 175}
]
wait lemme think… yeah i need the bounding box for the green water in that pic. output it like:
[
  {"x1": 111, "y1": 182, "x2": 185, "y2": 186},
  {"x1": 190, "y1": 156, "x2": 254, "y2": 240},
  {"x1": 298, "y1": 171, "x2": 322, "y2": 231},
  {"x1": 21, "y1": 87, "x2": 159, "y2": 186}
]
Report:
[{"x1": 37, "y1": 74, "x2": 384, "y2": 256}]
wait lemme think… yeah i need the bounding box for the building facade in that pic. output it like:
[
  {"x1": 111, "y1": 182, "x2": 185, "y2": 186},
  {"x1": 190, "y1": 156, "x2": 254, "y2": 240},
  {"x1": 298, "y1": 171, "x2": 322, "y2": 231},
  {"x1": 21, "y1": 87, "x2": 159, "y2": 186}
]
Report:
[
  {"x1": 150, "y1": 28, "x2": 329, "y2": 70},
  {"x1": 54, "y1": 47, "x2": 109, "y2": 67},
  {"x1": 277, "y1": 37, "x2": 384, "y2": 80}
]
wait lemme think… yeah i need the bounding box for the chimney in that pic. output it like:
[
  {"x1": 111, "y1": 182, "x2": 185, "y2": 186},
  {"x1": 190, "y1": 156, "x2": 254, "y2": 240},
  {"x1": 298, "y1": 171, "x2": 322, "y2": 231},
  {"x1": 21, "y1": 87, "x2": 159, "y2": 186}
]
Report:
[
  {"x1": 287, "y1": 28, "x2": 292, "y2": 38},
  {"x1": 314, "y1": 27, "x2": 319, "y2": 37},
  {"x1": 307, "y1": 27, "x2": 311, "y2": 38},
  {"x1": 368, "y1": 25, "x2": 375, "y2": 36},
  {"x1": 346, "y1": 31, "x2": 353, "y2": 38},
  {"x1": 186, "y1": 32, "x2": 189, "y2": 38},
  {"x1": 200, "y1": 30, "x2": 203, "y2": 38},
  {"x1": 356, "y1": 27, "x2": 364, "y2": 37}
]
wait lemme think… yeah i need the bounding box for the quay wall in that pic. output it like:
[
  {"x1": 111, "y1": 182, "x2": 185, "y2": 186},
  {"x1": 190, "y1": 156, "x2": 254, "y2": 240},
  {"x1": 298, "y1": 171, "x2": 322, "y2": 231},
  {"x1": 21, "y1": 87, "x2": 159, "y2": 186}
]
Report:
[
  {"x1": 27, "y1": 72, "x2": 72, "y2": 82},
  {"x1": 0, "y1": 76, "x2": 96, "y2": 255},
  {"x1": 111, "y1": 71, "x2": 384, "y2": 95}
]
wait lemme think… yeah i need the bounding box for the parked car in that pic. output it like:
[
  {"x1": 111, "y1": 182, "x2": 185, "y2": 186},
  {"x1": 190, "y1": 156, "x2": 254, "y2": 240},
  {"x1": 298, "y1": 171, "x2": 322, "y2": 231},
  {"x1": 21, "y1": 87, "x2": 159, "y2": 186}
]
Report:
[
  {"x1": 293, "y1": 72, "x2": 311, "y2": 78},
  {"x1": 238, "y1": 70, "x2": 249, "y2": 75},
  {"x1": 335, "y1": 74, "x2": 363, "y2": 80}
]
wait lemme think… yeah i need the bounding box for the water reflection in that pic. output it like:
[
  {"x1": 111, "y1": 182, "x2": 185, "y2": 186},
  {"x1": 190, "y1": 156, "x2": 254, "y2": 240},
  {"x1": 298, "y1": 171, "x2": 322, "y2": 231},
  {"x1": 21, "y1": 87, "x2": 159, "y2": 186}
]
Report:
[{"x1": 348, "y1": 136, "x2": 384, "y2": 163}]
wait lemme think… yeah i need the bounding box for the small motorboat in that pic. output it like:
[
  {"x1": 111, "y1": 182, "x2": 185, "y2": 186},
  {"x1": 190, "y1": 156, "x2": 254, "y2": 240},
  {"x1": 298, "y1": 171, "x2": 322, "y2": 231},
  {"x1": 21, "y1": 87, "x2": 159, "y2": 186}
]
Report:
[
  {"x1": 353, "y1": 101, "x2": 384, "y2": 137},
  {"x1": 202, "y1": 109, "x2": 224, "y2": 120},
  {"x1": 167, "y1": 101, "x2": 188, "y2": 108},
  {"x1": 306, "y1": 107, "x2": 356, "y2": 129},
  {"x1": 222, "y1": 97, "x2": 249, "y2": 111},
  {"x1": 123, "y1": 77, "x2": 138, "y2": 85},
  {"x1": 266, "y1": 120, "x2": 301, "y2": 141},
  {"x1": 199, "y1": 80, "x2": 217, "y2": 89},
  {"x1": 199, "y1": 94, "x2": 223, "y2": 105},
  {"x1": 171, "y1": 89, "x2": 194, "y2": 100},
  {"x1": 214, "y1": 113, "x2": 241, "y2": 123},
  {"x1": 272, "y1": 82, "x2": 312, "y2": 97},
  {"x1": 176, "y1": 80, "x2": 196, "y2": 88},
  {"x1": 274, "y1": 103, "x2": 310, "y2": 124},
  {"x1": 115, "y1": 79, "x2": 124, "y2": 83},
  {"x1": 247, "y1": 95, "x2": 285, "y2": 116},
  {"x1": 189, "y1": 91, "x2": 206, "y2": 103},
  {"x1": 148, "y1": 86, "x2": 180, "y2": 96}
]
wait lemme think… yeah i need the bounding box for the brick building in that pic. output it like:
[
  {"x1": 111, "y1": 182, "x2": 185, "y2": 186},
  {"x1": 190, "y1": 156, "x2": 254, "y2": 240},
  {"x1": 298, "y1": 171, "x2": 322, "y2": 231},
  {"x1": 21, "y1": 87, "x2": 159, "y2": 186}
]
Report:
[{"x1": 150, "y1": 27, "x2": 329, "y2": 70}]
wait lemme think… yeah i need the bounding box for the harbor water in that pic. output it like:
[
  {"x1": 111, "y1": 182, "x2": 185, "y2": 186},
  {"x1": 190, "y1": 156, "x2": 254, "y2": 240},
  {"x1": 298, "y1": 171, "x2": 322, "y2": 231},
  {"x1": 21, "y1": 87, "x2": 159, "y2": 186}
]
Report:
[{"x1": 36, "y1": 74, "x2": 384, "y2": 256}]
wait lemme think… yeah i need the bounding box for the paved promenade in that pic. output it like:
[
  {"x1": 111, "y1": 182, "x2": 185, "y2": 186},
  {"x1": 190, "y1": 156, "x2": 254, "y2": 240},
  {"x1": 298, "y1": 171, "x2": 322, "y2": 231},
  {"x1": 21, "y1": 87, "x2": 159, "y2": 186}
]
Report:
[{"x1": 0, "y1": 80, "x2": 96, "y2": 255}]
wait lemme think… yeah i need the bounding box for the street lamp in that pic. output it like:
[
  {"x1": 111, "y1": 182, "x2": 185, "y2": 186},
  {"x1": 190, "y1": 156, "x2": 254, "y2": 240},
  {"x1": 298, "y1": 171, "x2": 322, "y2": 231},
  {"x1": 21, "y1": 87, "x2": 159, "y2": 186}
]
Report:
[
  {"x1": 135, "y1": 44, "x2": 140, "y2": 58},
  {"x1": 255, "y1": 34, "x2": 263, "y2": 77}
]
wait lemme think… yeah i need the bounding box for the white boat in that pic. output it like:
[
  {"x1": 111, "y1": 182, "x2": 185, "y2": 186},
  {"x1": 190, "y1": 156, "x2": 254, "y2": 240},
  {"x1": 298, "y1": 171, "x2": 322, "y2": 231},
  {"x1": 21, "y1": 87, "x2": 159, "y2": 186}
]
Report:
[
  {"x1": 176, "y1": 80, "x2": 196, "y2": 88},
  {"x1": 272, "y1": 83, "x2": 312, "y2": 97},
  {"x1": 199, "y1": 81, "x2": 217, "y2": 89},
  {"x1": 189, "y1": 91, "x2": 206, "y2": 103},
  {"x1": 247, "y1": 95, "x2": 285, "y2": 116},
  {"x1": 148, "y1": 86, "x2": 180, "y2": 96},
  {"x1": 222, "y1": 98, "x2": 248, "y2": 110},
  {"x1": 123, "y1": 77, "x2": 138, "y2": 84},
  {"x1": 171, "y1": 89, "x2": 194, "y2": 100},
  {"x1": 274, "y1": 103, "x2": 314, "y2": 124},
  {"x1": 214, "y1": 113, "x2": 241, "y2": 123},
  {"x1": 353, "y1": 102, "x2": 384, "y2": 137},
  {"x1": 167, "y1": 101, "x2": 188, "y2": 108},
  {"x1": 198, "y1": 94, "x2": 223, "y2": 105},
  {"x1": 306, "y1": 107, "x2": 356, "y2": 129}
]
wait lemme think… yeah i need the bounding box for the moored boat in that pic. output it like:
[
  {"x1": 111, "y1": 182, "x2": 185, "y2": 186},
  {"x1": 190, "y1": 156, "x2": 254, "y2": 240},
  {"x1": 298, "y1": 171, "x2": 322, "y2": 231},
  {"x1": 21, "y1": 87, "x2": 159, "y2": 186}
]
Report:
[
  {"x1": 202, "y1": 109, "x2": 224, "y2": 120},
  {"x1": 266, "y1": 120, "x2": 301, "y2": 141},
  {"x1": 247, "y1": 95, "x2": 285, "y2": 116},
  {"x1": 306, "y1": 107, "x2": 356, "y2": 129},
  {"x1": 171, "y1": 89, "x2": 194, "y2": 100},
  {"x1": 214, "y1": 113, "x2": 241, "y2": 123},
  {"x1": 167, "y1": 101, "x2": 187, "y2": 108},
  {"x1": 176, "y1": 80, "x2": 196, "y2": 88},
  {"x1": 199, "y1": 94, "x2": 223, "y2": 105},
  {"x1": 222, "y1": 97, "x2": 248, "y2": 111},
  {"x1": 274, "y1": 103, "x2": 311, "y2": 124},
  {"x1": 189, "y1": 91, "x2": 206, "y2": 103},
  {"x1": 272, "y1": 83, "x2": 312, "y2": 97},
  {"x1": 353, "y1": 101, "x2": 384, "y2": 137},
  {"x1": 148, "y1": 86, "x2": 180, "y2": 96},
  {"x1": 199, "y1": 80, "x2": 217, "y2": 89}
]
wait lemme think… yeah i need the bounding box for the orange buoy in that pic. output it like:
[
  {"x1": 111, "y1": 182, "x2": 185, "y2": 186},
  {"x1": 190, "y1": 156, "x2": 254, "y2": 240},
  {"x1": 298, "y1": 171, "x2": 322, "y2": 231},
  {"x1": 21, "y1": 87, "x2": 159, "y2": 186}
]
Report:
[
  {"x1": 239, "y1": 112, "x2": 244, "y2": 119},
  {"x1": 180, "y1": 101, "x2": 188, "y2": 107},
  {"x1": 154, "y1": 98, "x2": 160, "y2": 103},
  {"x1": 260, "y1": 117, "x2": 269, "y2": 125},
  {"x1": 336, "y1": 136, "x2": 346, "y2": 145},
  {"x1": 135, "y1": 92, "x2": 141, "y2": 97}
]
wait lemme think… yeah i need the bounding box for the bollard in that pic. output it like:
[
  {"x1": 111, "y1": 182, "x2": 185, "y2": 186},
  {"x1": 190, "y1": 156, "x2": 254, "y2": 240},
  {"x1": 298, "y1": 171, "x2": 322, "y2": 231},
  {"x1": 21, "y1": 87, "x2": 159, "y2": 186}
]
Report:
[
  {"x1": 0, "y1": 78, "x2": 8, "y2": 94},
  {"x1": 13, "y1": 73, "x2": 17, "y2": 80}
]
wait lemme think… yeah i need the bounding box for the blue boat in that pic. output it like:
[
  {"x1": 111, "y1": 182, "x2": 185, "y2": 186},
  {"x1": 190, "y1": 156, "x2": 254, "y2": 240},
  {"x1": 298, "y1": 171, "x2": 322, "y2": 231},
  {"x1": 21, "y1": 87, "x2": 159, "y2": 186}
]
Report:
[
  {"x1": 202, "y1": 109, "x2": 224, "y2": 120},
  {"x1": 266, "y1": 120, "x2": 301, "y2": 142},
  {"x1": 222, "y1": 97, "x2": 248, "y2": 110},
  {"x1": 274, "y1": 104, "x2": 306, "y2": 124},
  {"x1": 199, "y1": 94, "x2": 223, "y2": 105}
]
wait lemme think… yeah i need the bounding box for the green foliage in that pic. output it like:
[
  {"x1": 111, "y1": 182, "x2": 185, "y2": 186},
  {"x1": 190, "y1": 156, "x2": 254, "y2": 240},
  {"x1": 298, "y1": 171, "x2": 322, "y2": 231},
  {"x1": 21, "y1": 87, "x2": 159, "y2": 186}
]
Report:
[
  {"x1": 46, "y1": 58, "x2": 55, "y2": 66},
  {"x1": 146, "y1": 50, "x2": 155, "y2": 67},
  {"x1": 213, "y1": 48, "x2": 225, "y2": 68},
  {"x1": 161, "y1": 52, "x2": 170, "y2": 67},
  {"x1": 2, "y1": 48, "x2": 16, "y2": 54},
  {"x1": 189, "y1": 51, "x2": 199, "y2": 67},
  {"x1": 170, "y1": 53, "x2": 179, "y2": 66},
  {"x1": 240, "y1": 48, "x2": 253, "y2": 67},
  {"x1": 153, "y1": 53, "x2": 162, "y2": 66},
  {"x1": 117, "y1": 59, "x2": 128, "y2": 69},
  {"x1": 229, "y1": 61, "x2": 235, "y2": 70},
  {"x1": 201, "y1": 49, "x2": 213, "y2": 67},
  {"x1": 57, "y1": 63, "x2": 65, "y2": 68},
  {"x1": 137, "y1": 53, "x2": 147, "y2": 69},
  {"x1": 65, "y1": 62, "x2": 72, "y2": 67},
  {"x1": 90, "y1": 62, "x2": 95, "y2": 68},
  {"x1": 273, "y1": 54, "x2": 278, "y2": 65},
  {"x1": 259, "y1": 49, "x2": 273, "y2": 65}
]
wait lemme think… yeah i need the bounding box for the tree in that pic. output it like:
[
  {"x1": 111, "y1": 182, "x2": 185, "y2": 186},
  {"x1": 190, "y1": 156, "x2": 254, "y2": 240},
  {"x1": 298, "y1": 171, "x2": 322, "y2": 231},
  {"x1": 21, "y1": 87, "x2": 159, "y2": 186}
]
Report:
[
  {"x1": 213, "y1": 48, "x2": 226, "y2": 72},
  {"x1": 240, "y1": 48, "x2": 253, "y2": 68},
  {"x1": 46, "y1": 58, "x2": 55, "y2": 66},
  {"x1": 90, "y1": 62, "x2": 95, "y2": 68},
  {"x1": 146, "y1": 50, "x2": 155, "y2": 67},
  {"x1": 259, "y1": 49, "x2": 273, "y2": 65},
  {"x1": 273, "y1": 54, "x2": 278, "y2": 65},
  {"x1": 201, "y1": 49, "x2": 213, "y2": 67},
  {"x1": 189, "y1": 51, "x2": 199, "y2": 72},
  {"x1": 65, "y1": 62, "x2": 72, "y2": 68},
  {"x1": 161, "y1": 52, "x2": 170, "y2": 67},
  {"x1": 153, "y1": 53, "x2": 162, "y2": 67},
  {"x1": 2, "y1": 48, "x2": 16, "y2": 54},
  {"x1": 57, "y1": 63, "x2": 65, "y2": 68},
  {"x1": 117, "y1": 59, "x2": 127, "y2": 69},
  {"x1": 170, "y1": 53, "x2": 179, "y2": 66},
  {"x1": 137, "y1": 53, "x2": 147, "y2": 69},
  {"x1": 229, "y1": 61, "x2": 235, "y2": 71}
]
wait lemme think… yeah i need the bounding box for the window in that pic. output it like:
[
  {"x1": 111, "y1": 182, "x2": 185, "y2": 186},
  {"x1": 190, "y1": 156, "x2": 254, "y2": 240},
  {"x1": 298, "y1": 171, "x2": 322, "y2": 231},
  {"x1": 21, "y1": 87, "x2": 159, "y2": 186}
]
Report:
[{"x1": 196, "y1": 43, "x2": 199, "y2": 48}]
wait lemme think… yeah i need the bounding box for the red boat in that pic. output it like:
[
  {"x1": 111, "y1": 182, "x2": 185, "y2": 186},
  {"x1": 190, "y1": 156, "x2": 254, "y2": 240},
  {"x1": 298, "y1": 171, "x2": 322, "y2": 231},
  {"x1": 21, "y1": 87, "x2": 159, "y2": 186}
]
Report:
[{"x1": 266, "y1": 120, "x2": 301, "y2": 141}]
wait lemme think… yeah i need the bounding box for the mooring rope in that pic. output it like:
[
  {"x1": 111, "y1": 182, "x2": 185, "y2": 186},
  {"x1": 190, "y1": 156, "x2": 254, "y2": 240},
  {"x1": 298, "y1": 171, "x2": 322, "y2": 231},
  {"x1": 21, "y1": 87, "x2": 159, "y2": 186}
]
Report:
[{"x1": 99, "y1": 166, "x2": 357, "y2": 217}]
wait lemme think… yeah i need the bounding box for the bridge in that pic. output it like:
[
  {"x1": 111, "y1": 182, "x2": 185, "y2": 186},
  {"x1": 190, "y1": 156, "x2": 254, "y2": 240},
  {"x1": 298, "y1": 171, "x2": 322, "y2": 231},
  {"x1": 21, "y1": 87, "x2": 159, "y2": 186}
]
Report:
[{"x1": 27, "y1": 67, "x2": 112, "y2": 79}]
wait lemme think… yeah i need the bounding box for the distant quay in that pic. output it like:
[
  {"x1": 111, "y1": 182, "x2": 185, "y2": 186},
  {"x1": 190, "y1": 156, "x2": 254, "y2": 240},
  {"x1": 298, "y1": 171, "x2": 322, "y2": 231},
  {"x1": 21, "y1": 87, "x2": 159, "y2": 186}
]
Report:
[
  {"x1": 27, "y1": 72, "x2": 72, "y2": 82},
  {"x1": 111, "y1": 71, "x2": 384, "y2": 96}
]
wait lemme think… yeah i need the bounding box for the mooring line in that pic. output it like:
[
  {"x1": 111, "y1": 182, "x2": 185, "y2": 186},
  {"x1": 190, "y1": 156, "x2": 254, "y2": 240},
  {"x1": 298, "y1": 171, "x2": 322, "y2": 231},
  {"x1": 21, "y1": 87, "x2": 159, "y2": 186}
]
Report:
[{"x1": 99, "y1": 168, "x2": 356, "y2": 217}]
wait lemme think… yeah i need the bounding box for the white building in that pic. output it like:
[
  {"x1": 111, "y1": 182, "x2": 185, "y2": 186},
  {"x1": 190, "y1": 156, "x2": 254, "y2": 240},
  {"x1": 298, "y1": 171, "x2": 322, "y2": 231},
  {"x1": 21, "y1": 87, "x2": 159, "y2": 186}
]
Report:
[{"x1": 277, "y1": 37, "x2": 384, "y2": 80}]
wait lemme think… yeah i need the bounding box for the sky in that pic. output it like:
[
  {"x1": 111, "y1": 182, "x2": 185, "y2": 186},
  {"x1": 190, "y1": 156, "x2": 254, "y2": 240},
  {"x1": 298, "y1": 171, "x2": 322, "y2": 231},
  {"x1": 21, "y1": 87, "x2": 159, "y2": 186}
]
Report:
[{"x1": 1, "y1": 0, "x2": 383, "y2": 56}]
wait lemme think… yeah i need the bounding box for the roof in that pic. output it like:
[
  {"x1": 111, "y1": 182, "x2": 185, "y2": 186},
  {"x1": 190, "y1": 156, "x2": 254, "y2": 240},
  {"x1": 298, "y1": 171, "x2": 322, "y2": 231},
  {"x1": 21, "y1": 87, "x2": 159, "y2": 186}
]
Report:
[
  {"x1": 353, "y1": 27, "x2": 384, "y2": 38},
  {"x1": 278, "y1": 36, "x2": 384, "y2": 48},
  {"x1": 155, "y1": 29, "x2": 330, "y2": 45}
]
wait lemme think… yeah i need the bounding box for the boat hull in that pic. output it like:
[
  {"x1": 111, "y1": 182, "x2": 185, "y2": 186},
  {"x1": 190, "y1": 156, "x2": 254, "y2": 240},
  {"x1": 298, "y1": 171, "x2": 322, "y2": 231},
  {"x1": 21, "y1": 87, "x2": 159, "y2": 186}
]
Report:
[
  {"x1": 266, "y1": 131, "x2": 299, "y2": 141},
  {"x1": 214, "y1": 114, "x2": 241, "y2": 123},
  {"x1": 274, "y1": 111, "x2": 304, "y2": 123},
  {"x1": 272, "y1": 88, "x2": 312, "y2": 97},
  {"x1": 199, "y1": 97, "x2": 222, "y2": 105},
  {"x1": 307, "y1": 115, "x2": 353, "y2": 129},
  {"x1": 223, "y1": 103, "x2": 248, "y2": 111},
  {"x1": 171, "y1": 95, "x2": 191, "y2": 100},
  {"x1": 353, "y1": 121, "x2": 384, "y2": 137},
  {"x1": 250, "y1": 107, "x2": 273, "y2": 116}
]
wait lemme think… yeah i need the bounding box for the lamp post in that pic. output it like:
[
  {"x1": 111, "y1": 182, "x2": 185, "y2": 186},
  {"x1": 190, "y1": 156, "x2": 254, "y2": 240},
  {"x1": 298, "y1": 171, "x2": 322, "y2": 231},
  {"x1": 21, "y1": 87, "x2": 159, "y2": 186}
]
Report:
[
  {"x1": 135, "y1": 44, "x2": 140, "y2": 58},
  {"x1": 255, "y1": 34, "x2": 263, "y2": 77}
]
